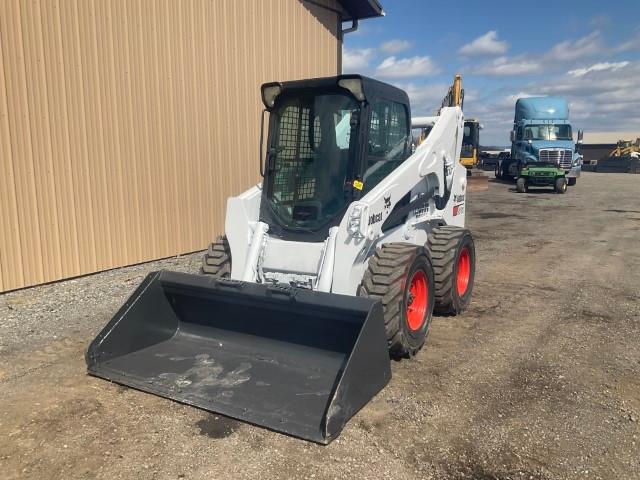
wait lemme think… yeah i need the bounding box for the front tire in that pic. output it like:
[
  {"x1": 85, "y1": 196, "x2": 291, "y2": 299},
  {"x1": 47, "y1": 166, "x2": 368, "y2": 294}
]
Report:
[
  {"x1": 427, "y1": 226, "x2": 476, "y2": 315},
  {"x1": 358, "y1": 243, "x2": 435, "y2": 359},
  {"x1": 554, "y1": 177, "x2": 568, "y2": 194},
  {"x1": 200, "y1": 236, "x2": 232, "y2": 277}
]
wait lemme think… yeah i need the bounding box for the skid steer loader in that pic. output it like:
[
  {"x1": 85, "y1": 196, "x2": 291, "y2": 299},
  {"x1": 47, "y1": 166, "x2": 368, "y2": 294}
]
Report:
[{"x1": 87, "y1": 74, "x2": 476, "y2": 444}]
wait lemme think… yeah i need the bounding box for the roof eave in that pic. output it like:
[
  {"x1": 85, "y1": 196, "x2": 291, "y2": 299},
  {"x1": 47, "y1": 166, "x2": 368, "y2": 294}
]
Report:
[{"x1": 339, "y1": 0, "x2": 385, "y2": 21}]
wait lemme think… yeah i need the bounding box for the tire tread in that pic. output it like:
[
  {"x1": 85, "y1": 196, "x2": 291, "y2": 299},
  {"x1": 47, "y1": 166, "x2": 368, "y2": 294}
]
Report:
[{"x1": 200, "y1": 235, "x2": 232, "y2": 277}]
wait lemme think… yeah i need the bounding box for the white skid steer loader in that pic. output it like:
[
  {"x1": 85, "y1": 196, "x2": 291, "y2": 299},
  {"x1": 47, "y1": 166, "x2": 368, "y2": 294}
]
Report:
[{"x1": 87, "y1": 74, "x2": 476, "y2": 444}]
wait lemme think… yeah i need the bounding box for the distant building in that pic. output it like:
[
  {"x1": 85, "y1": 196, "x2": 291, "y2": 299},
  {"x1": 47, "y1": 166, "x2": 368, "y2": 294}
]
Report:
[{"x1": 576, "y1": 132, "x2": 640, "y2": 163}]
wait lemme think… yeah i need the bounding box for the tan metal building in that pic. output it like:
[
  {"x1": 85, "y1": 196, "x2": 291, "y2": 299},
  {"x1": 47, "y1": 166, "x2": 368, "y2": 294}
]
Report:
[{"x1": 0, "y1": 0, "x2": 383, "y2": 292}]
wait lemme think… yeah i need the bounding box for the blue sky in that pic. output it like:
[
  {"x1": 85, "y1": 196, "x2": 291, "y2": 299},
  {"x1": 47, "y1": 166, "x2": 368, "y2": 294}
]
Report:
[{"x1": 343, "y1": 0, "x2": 640, "y2": 145}]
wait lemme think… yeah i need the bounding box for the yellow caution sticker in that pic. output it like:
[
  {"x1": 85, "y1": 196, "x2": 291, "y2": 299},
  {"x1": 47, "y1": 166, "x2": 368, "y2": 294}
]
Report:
[{"x1": 353, "y1": 180, "x2": 364, "y2": 190}]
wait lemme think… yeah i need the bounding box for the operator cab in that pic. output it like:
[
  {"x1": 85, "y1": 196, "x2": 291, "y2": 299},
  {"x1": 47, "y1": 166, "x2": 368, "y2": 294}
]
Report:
[
  {"x1": 259, "y1": 75, "x2": 411, "y2": 240},
  {"x1": 461, "y1": 120, "x2": 480, "y2": 161}
]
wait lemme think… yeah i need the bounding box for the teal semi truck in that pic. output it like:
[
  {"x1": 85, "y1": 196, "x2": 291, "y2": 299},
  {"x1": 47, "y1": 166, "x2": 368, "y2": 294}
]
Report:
[{"x1": 495, "y1": 97, "x2": 583, "y2": 192}]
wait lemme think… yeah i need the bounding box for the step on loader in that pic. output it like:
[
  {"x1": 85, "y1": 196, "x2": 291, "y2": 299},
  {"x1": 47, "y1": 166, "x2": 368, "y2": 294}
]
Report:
[{"x1": 87, "y1": 74, "x2": 477, "y2": 444}]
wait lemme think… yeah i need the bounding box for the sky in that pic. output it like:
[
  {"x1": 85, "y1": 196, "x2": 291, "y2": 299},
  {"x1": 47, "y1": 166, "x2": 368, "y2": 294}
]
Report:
[{"x1": 342, "y1": 0, "x2": 640, "y2": 145}]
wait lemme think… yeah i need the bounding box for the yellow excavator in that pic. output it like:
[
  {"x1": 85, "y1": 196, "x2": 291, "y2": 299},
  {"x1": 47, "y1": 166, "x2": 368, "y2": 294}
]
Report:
[
  {"x1": 416, "y1": 118, "x2": 482, "y2": 169},
  {"x1": 609, "y1": 139, "x2": 640, "y2": 158},
  {"x1": 460, "y1": 119, "x2": 482, "y2": 169},
  {"x1": 595, "y1": 138, "x2": 640, "y2": 173}
]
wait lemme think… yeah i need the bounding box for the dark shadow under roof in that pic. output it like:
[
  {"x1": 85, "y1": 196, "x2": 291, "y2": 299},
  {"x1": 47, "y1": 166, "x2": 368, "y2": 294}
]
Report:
[{"x1": 339, "y1": 0, "x2": 384, "y2": 21}]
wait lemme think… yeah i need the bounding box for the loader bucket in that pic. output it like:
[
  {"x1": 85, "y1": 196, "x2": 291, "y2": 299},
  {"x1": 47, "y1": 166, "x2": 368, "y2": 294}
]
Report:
[{"x1": 86, "y1": 270, "x2": 391, "y2": 444}]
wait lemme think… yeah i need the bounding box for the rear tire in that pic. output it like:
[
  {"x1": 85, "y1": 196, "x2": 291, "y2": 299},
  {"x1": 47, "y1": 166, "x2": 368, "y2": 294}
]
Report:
[
  {"x1": 554, "y1": 177, "x2": 567, "y2": 194},
  {"x1": 567, "y1": 177, "x2": 577, "y2": 186},
  {"x1": 427, "y1": 226, "x2": 476, "y2": 315},
  {"x1": 200, "y1": 236, "x2": 232, "y2": 277},
  {"x1": 516, "y1": 177, "x2": 527, "y2": 193},
  {"x1": 494, "y1": 161, "x2": 502, "y2": 179},
  {"x1": 358, "y1": 243, "x2": 435, "y2": 359}
]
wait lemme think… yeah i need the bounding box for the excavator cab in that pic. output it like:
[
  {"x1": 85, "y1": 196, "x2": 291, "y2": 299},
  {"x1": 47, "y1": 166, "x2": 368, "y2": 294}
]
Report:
[{"x1": 460, "y1": 119, "x2": 480, "y2": 169}]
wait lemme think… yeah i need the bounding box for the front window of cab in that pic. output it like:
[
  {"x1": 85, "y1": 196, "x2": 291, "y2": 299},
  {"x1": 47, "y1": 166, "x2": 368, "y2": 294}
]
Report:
[
  {"x1": 265, "y1": 92, "x2": 359, "y2": 231},
  {"x1": 524, "y1": 124, "x2": 572, "y2": 141},
  {"x1": 461, "y1": 122, "x2": 479, "y2": 157}
]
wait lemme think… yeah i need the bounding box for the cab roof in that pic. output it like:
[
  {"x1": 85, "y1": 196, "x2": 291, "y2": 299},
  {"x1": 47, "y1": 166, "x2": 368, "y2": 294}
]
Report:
[{"x1": 273, "y1": 74, "x2": 410, "y2": 107}]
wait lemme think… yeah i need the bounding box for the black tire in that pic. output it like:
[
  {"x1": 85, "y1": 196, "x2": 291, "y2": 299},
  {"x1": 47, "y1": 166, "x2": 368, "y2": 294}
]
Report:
[
  {"x1": 501, "y1": 161, "x2": 511, "y2": 181},
  {"x1": 427, "y1": 226, "x2": 476, "y2": 315},
  {"x1": 200, "y1": 235, "x2": 232, "y2": 277},
  {"x1": 506, "y1": 161, "x2": 517, "y2": 181},
  {"x1": 567, "y1": 177, "x2": 577, "y2": 186},
  {"x1": 516, "y1": 177, "x2": 527, "y2": 193},
  {"x1": 554, "y1": 177, "x2": 567, "y2": 194},
  {"x1": 358, "y1": 243, "x2": 435, "y2": 359},
  {"x1": 494, "y1": 161, "x2": 502, "y2": 179}
]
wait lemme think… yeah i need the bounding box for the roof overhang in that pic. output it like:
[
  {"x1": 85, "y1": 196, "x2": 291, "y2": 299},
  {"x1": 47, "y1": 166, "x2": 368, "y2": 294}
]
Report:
[{"x1": 338, "y1": 0, "x2": 384, "y2": 21}]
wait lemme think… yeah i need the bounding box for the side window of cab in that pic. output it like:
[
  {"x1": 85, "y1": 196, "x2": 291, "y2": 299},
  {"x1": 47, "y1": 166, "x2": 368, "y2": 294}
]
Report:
[{"x1": 363, "y1": 100, "x2": 409, "y2": 194}]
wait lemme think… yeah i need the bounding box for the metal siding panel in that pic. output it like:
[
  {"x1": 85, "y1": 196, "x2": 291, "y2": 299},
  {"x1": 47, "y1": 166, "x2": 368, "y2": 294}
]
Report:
[
  {"x1": 76, "y1": 0, "x2": 105, "y2": 271},
  {"x1": 21, "y1": 0, "x2": 64, "y2": 280},
  {"x1": 0, "y1": 3, "x2": 23, "y2": 290},
  {"x1": 125, "y1": 0, "x2": 155, "y2": 260},
  {"x1": 40, "y1": 0, "x2": 81, "y2": 277},
  {"x1": 140, "y1": 0, "x2": 170, "y2": 257},
  {"x1": 96, "y1": 0, "x2": 122, "y2": 265},
  {"x1": 212, "y1": 1, "x2": 224, "y2": 234},
  {"x1": 1, "y1": 0, "x2": 45, "y2": 285},
  {"x1": 113, "y1": 0, "x2": 143, "y2": 263},
  {"x1": 147, "y1": 0, "x2": 173, "y2": 257}
]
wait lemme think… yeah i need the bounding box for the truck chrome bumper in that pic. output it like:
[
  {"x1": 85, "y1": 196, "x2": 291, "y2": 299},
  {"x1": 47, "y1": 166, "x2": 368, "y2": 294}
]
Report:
[{"x1": 566, "y1": 166, "x2": 581, "y2": 178}]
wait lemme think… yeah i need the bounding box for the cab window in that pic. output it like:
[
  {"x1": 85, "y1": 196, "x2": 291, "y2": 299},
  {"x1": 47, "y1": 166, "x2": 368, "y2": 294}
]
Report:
[{"x1": 364, "y1": 100, "x2": 409, "y2": 193}]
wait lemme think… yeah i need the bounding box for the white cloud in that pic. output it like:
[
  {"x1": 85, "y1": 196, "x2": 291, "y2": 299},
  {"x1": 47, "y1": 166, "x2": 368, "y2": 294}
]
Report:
[
  {"x1": 473, "y1": 56, "x2": 542, "y2": 76},
  {"x1": 375, "y1": 56, "x2": 440, "y2": 79},
  {"x1": 392, "y1": 82, "x2": 449, "y2": 115},
  {"x1": 612, "y1": 32, "x2": 640, "y2": 53},
  {"x1": 568, "y1": 61, "x2": 630, "y2": 77},
  {"x1": 470, "y1": 29, "x2": 637, "y2": 78},
  {"x1": 496, "y1": 92, "x2": 540, "y2": 108},
  {"x1": 546, "y1": 31, "x2": 603, "y2": 61},
  {"x1": 380, "y1": 39, "x2": 412, "y2": 54},
  {"x1": 342, "y1": 48, "x2": 375, "y2": 72},
  {"x1": 459, "y1": 31, "x2": 509, "y2": 56}
]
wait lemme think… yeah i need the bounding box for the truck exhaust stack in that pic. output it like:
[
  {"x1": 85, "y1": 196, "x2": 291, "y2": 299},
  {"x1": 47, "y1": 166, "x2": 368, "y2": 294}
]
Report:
[{"x1": 86, "y1": 270, "x2": 391, "y2": 444}]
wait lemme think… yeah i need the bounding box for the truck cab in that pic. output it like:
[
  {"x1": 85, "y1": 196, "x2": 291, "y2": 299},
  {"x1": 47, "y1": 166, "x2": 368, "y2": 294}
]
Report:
[{"x1": 506, "y1": 97, "x2": 582, "y2": 185}]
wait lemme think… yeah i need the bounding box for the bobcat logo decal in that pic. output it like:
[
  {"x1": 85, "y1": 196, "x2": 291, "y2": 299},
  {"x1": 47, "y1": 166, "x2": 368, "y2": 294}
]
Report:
[{"x1": 383, "y1": 195, "x2": 391, "y2": 212}]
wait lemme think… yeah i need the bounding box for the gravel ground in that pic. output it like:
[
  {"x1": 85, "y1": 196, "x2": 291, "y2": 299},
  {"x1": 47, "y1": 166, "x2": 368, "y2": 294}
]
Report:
[{"x1": 1, "y1": 172, "x2": 639, "y2": 479}]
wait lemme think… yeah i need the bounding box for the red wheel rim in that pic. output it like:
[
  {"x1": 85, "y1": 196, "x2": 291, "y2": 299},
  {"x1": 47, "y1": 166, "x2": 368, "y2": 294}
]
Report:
[
  {"x1": 456, "y1": 248, "x2": 471, "y2": 296},
  {"x1": 406, "y1": 270, "x2": 428, "y2": 331}
]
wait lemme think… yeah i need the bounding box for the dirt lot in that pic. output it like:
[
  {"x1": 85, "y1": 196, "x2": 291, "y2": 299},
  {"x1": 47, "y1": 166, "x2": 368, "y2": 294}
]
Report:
[{"x1": 1, "y1": 172, "x2": 639, "y2": 480}]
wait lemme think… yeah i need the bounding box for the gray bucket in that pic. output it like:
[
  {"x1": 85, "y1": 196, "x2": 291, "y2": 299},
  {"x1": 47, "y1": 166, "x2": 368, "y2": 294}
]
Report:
[{"x1": 86, "y1": 270, "x2": 391, "y2": 444}]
